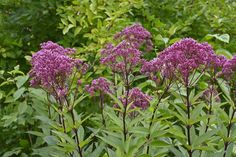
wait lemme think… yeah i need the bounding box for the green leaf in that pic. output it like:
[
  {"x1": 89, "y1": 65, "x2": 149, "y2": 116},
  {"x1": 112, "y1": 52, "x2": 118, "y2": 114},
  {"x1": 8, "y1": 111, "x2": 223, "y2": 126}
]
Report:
[
  {"x1": 27, "y1": 131, "x2": 44, "y2": 137},
  {"x1": 97, "y1": 135, "x2": 122, "y2": 149},
  {"x1": 61, "y1": 18, "x2": 68, "y2": 25},
  {"x1": 74, "y1": 27, "x2": 82, "y2": 36},
  {"x1": 105, "y1": 107, "x2": 122, "y2": 127},
  {"x1": 191, "y1": 103, "x2": 204, "y2": 120},
  {"x1": 2, "y1": 113, "x2": 18, "y2": 127},
  {"x1": 18, "y1": 101, "x2": 28, "y2": 114},
  {"x1": 169, "y1": 147, "x2": 184, "y2": 157},
  {"x1": 68, "y1": 15, "x2": 76, "y2": 26},
  {"x1": 168, "y1": 25, "x2": 178, "y2": 36},
  {"x1": 216, "y1": 49, "x2": 233, "y2": 59},
  {"x1": 13, "y1": 87, "x2": 26, "y2": 100},
  {"x1": 3, "y1": 147, "x2": 22, "y2": 157},
  {"x1": 52, "y1": 130, "x2": 76, "y2": 146},
  {"x1": 167, "y1": 126, "x2": 186, "y2": 138},
  {"x1": 193, "y1": 130, "x2": 218, "y2": 147},
  {"x1": 89, "y1": 143, "x2": 105, "y2": 157},
  {"x1": 16, "y1": 75, "x2": 29, "y2": 88},
  {"x1": 205, "y1": 34, "x2": 230, "y2": 43},
  {"x1": 129, "y1": 127, "x2": 149, "y2": 135},
  {"x1": 151, "y1": 140, "x2": 170, "y2": 147},
  {"x1": 108, "y1": 93, "x2": 124, "y2": 110},
  {"x1": 63, "y1": 24, "x2": 74, "y2": 34},
  {"x1": 44, "y1": 136, "x2": 58, "y2": 145}
]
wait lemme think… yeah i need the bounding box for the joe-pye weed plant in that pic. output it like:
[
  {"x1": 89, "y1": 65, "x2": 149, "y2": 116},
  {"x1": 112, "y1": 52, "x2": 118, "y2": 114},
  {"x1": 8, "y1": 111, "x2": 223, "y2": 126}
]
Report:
[{"x1": 27, "y1": 24, "x2": 236, "y2": 157}]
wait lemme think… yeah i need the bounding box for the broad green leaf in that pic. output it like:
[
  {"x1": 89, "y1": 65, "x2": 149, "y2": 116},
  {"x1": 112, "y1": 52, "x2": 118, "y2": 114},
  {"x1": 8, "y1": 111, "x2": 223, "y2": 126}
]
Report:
[
  {"x1": 18, "y1": 101, "x2": 28, "y2": 114},
  {"x1": 108, "y1": 93, "x2": 124, "y2": 110},
  {"x1": 27, "y1": 131, "x2": 44, "y2": 137},
  {"x1": 16, "y1": 75, "x2": 29, "y2": 88},
  {"x1": 68, "y1": 15, "x2": 76, "y2": 26},
  {"x1": 169, "y1": 147, "x2": 184, "y2": 157},
  {"x1": 216, "y1": 49, "x2": 233, "y2": 59},
  {"x1": 191, "y1": 103, "x2": 204, "y2": 120},
  {"x1": 205, "y1": 34, "x2": 230, "y2": 43},
  {"x1": 168, "y1": 25, "x2": 178, "y2": 36},
  {"x1": 74, "y1": 27, "x2": 82, "y2": 36},
  {"x1": 3, "y1": 147, "x2": 22, "y2": 157},
  {"x1": 52, "y1": 130, "x2": 76, "y2": 146},
  {"x1": 13, "y1": 87, "x2": 26, "y2": 100},
  {"x1": 105, "y1": 108, "x2": 122, "y2": 127},
  {"x1": 97, "y1": 135, "x2": 123, "y2": 149},
  {"x1": 193, "y1": 129, "x2": 217, "y2": 147},
  {"x1": 63, "y1": 24, "x2": 74, "y2": 34}
]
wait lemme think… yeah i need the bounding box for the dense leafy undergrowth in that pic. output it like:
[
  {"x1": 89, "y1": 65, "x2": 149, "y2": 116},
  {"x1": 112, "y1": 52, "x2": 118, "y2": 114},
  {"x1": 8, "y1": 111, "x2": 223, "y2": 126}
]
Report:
[{"x1": 0, "y1": 1, "x2": 236, "y2": 157}]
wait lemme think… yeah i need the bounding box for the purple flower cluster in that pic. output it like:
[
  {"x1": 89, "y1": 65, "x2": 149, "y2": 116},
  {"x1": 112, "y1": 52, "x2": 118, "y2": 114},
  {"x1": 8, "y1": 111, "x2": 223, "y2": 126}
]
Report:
[
  {"x1": 114, "y1": 23, "x2": 153, "y2": 51},
  {"x1": 142, "y1": 38, "x2": 226, "y2": 84},
  {"x1": 30, "y1": 41, "x2": 87, "y2": 96},
  {"x1": 100, "y1": 24, "x2": 153, "y2": 74},
  {"x1": 222, "y1": 55, "x2": 236, "y2": 80},
  {"x1": 86, "y1": 77, "x2": 112, "y2": 95},
  {"x1": 101, "y1": 41, "x2": 142, "y2": 73},
  {"x1": 118, "y1": 88, "x2": 152, "y2": 110},
  {"x1": 141, "y1": 58, "x2": 160, "y2": 78}
]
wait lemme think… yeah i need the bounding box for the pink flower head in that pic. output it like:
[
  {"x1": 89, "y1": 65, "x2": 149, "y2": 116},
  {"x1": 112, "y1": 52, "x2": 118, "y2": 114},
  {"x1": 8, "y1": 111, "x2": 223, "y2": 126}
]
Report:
[
  {"x1": 29, "y1": 41, "x2": 86, "y2": 94},
  {"x1": 101, "y1": 24, "x2": 153, "y2": 75},
  {"x1": 141, "y1": 58, "x2": 161, "y2": 78},
  {"x1": 157, "y1": 38, "x2": 219, "y2": 84},
  {"x1": 118, "y1": 88, "x2": 152, "y2": 110},
  {"x1": 86, "y1": 77, "x2": 112, "y2": 95},
  {"x1": 114, "y1": 23, "x2": 153, "y2": 51},
  {"x1": 101, "y1": 41, "x2": 142, "y2": 73},
  {"x1": 222, "y1": 55, "x2": 236, "y2": 80}
]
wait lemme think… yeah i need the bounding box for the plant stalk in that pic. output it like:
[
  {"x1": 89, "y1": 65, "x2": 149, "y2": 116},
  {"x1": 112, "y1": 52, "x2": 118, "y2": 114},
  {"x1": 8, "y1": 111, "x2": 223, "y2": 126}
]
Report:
[
  {"x1": 100, "y1": 92, "x2": 106, "y2": 127},
  {"x1": 146, "y1": 85, "x2": 170, "y2": 154},
  {"x1": 223, "y1": 109, "x2": 235, "y2": 157},
  {"x1": 186, "y1": 86, "x2": 192, "y2": 157}
]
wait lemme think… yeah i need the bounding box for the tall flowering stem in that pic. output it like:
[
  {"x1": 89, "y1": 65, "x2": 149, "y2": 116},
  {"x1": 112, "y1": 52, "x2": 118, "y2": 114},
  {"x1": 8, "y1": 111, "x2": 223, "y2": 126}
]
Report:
[
  {"x1": 186, "y1": 84, "x2": 192, "y2": 157},
  {"x1": 152, "y1": 38, "x2": 224, "y2": 156},
  {"x1": 146, "y1": 84, "x2": 170, "y2": 154},
  {"x1": 100, "y1": 23, "x2": 153, "y2": 141},
  {"x1": 86, "y1": 77, "x2": 112, "y2": 127},
  {"x1": 100, "y1": 92, "x2": 106, "y2": 127},
  {"x1": 65, "y1": 98, "x2": 83, "y2": 157},
  {"x1": 221, "y1": 55, "x2": 236, "y2": 157},
  {"x1": 29, "y1": 41, "x2": 87, "y2": 157}
]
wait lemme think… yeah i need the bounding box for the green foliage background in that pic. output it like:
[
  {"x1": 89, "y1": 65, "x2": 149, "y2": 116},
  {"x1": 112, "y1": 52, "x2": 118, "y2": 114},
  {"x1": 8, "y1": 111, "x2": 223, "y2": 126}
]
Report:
[{"x1": 0, "y1": 0, "x2": 236, "y2": 157}]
